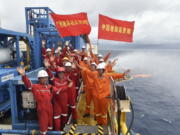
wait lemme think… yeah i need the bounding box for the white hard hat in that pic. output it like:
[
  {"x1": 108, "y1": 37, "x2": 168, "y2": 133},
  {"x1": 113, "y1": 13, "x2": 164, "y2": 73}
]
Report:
[
  {"x1": 55, "y1": 49, "x2": 59, "y2": 54},
  {"x1": 73, "y1": 49, "x2": 78, "y2": 52},
  {"x1": 65, "y1": 62, "x2": 72, "y2": 67},
  {"x1": 83, "y1": 57, "x2": 88, "y2": 61},
  {"x1": 57, "y1": 47, "x2": 62, "y2": 50},
  {"x1": 46, "y1": 48, "x2": 52, "y2": 52},
  {"x1": 65, "y1": 40, "x2": 70, "y2": 46},
  {"x1": 37, "y1": 70, "x2": 48, "y2": 78},
  {"x1": 101, "y1": 62, "x2": 106, "y2": 67},
  {"x1": 97, "y1": 63, "x2": 105, "y2": 70},
  {"x1": 82, "y1": 45, "x2": 86, "y2": 49},
  {"x1": 99, "y1": 58, "x2": 104, "y2": 62},
  {"x1": 91, "y1": 62, "x2": 97, "y2": 66},
  {"x1": 98, "y1": 54, "x2": 103, "y2": 58}
]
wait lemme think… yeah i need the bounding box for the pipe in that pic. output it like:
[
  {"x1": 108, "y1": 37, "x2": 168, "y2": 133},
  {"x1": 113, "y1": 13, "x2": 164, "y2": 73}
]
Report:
[
  {"x1": 0, "y1": 129, "x2": 29, "y2": 134},
  {"x1": 26, "y1": 43, "x2": 31, "y2": 68},
  {"x1": 0, "y1": 129, "x2": 65, "y2": 135}
]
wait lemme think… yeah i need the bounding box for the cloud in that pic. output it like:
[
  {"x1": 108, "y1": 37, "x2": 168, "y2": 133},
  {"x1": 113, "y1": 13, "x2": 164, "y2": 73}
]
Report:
[{"x1": 0, "y1": 0, "x2": 180, "y2": 45}]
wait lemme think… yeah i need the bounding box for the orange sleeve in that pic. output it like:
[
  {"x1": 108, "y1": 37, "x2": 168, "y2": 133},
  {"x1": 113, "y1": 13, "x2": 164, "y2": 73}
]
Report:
[
  {"x1": 94, "y1": 55, "x2": 99, "y2": 64},
  {"x1": 106, "y1": 73, "x2": 125, "y2": 80},
  {"x1": 103, "y1": 52, "x2": 111, "y2": 62},
  {"x1": 89, "y1": 49, "x2": 94, "y2": 59},
  {"x1": 89, "y1": 49, "x2": 99, "y2": 64},
  {"x1": 79, "y1": 61, "x2": 84, "y2": 67},
  {"x1": 83, "y1": 68, "x2": 97, "y2": 78}
]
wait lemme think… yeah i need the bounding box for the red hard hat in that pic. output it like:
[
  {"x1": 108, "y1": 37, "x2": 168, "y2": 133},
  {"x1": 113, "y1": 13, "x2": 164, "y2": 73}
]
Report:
[{"x1": 56, "y1": 67, "x2": 65, "y2": 72}]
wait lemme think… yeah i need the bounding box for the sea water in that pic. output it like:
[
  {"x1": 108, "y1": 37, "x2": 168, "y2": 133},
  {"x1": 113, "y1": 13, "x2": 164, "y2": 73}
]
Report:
[{"x1": 99, "y1": 44, "x2": 180, "y2": 135}]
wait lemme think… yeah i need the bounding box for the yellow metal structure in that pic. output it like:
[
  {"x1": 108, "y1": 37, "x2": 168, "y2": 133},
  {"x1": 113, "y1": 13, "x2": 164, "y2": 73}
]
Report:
[
  {"x1": 120, "y1": 112, "x2": 130, "y2": 135},
  {"x1": 76, "y1": 89, "x2": 97, "y2": 125}
]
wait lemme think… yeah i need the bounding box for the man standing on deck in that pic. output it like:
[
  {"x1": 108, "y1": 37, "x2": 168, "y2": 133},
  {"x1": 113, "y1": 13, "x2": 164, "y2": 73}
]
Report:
[
  {"x1": 17, "y1": 67, "x2": 56, "y2": 135},
  {"x1": 77, "y1": 63, "x2": 129, "y2": 125},
  {"x1": 82, "y1": 62, "x2": 97, "y2": 117},
  {"x1": 64, "y1": 62, "x2": 78, "y2": 123},
  {"x1": 45, "y1": 61, "x2": 72, "y2": 130},
  {"x1": 93, "y1": 64, "x2": 130, "y2": 125}
]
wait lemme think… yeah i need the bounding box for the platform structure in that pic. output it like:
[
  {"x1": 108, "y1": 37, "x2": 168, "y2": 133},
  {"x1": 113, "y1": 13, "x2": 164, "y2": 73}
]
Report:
[
  {"x1": 0, "y1": 28, "x2": 35, "y2": 117},
  {"x1": 25, "y1": 7, "x2": 86, "y2": 68},
  {"x1": 0, "y1": 6, "x2": 87, "y2": 116},
  {"x1": 8, "y1": 67, "x2": 137, "y2": 135},
  {"x1": 0, "y1": 6, "x2": 139, "y2": 135},
  {"x1": 8, "y1": 67, "x2": 108, "y2": 135}
]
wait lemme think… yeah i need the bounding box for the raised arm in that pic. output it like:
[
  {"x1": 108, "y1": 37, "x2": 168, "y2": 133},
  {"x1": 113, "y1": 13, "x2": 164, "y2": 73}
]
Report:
[
  {"x1": 106, "y1": 69, "x2": 131, "y2": 80},
  {"x1": 42, "y1": 40, "x2": 46, "y2": 59},
  {"x1": 62, "y1": 47, "x2": 68, "y2": 57},
  {"x1": 103, "y1": 52, "x2": 111, "y2": 62},
  {"x1": 111, "y1": 58, "x2": 118, "y2": 66},
  {"x1": 88, "y1": 48, "x2": 99, "y2": 64},
  {"x1": 44, "y1": 60, "x2": 55, "y2": 80},
  {"x1": 17, "y1": 67, "x2": 33, "y2": 89}
]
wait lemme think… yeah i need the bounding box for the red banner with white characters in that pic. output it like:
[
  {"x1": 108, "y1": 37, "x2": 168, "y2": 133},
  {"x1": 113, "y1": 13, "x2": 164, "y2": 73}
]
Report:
[
  {"x1": 98, "y1": 14, "x2": 135, "y2": 42},
  {"x1": 50, "y1": 12, "x2": 91, "y2": 37}
]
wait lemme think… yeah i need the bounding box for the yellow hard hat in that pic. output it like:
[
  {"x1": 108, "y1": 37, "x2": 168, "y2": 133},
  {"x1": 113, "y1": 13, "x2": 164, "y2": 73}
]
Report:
[{"x1": 63, "y1": 57, "x2": 69, "y2": 61}]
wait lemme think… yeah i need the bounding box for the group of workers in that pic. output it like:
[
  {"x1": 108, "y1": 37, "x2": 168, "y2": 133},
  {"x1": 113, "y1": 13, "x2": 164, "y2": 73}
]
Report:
[{"x1": 17, "y1": 39, "x2": 130, "y2": 135}]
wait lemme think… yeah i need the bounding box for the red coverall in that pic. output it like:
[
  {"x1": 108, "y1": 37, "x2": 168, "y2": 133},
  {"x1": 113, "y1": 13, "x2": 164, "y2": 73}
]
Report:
[
  {"x1": 70, "y1": 68, "x2": 80, "y2": 97},
  {"x1": 22, "y1": 75, "x2": 55, "y2": 135},
  {"x1": 42, "y1": 48, "x2": 56, "y2": 71},
  {"x1": 54, "y1": 49, "x2": 68, "y2": 67},
  {"x1": 42, "y1": 48, "x2": 55, "y2": 60},
  {"x1": 55, "y1": 56, "x2": 63, "y2": 67},
  {"x1": 62, "y1": 47, "x2": 68, "y2": 56},
  {"x1": 46, "y1": 69, "x2": 70, "y2": 130},
  {"x1": 65, "y1": 70, "x2": 78, "y2": 121}
]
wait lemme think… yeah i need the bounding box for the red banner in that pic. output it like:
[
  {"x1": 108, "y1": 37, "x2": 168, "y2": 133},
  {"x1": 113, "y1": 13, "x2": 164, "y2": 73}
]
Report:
[
  {"x1": 98, "y1": 14, "x2": 135, "y2": 42},
  {"x1": 50, "y1": 12, "x2": 91, "y2": 37}
]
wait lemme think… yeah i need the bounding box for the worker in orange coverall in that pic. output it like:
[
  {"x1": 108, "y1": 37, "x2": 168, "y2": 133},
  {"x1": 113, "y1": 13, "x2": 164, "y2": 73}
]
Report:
[
  {"x1": 44, "y1": 61, "x2": 72, "y2": 130},
  {"x1": 78, "y1": 63, "x2": 130, "y2": 125},
  {"x1": 17, "y1": 67, "x2": 57, "y2": 135},
  {"x1": 105, "y1": 59, "x2": 118, "y2": 73},
  {"x1": 82, "y1": 62, "x2": 98, "y2": 117},
  {"x1": 79, "y1": 57, "x2": 90, "y2": 93}
]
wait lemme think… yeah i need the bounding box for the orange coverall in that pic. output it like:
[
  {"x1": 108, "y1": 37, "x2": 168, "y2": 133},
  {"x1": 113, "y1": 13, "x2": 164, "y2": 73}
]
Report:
[
  {"x1": 84, "y1": 70, "x2": 125, "y2": 125},
  {"x1": 79, "y1": 61, "x2": 89, "y2": 91},
  {"x1": 81, "y1": 68, "x2": 98, "y2": 114}
]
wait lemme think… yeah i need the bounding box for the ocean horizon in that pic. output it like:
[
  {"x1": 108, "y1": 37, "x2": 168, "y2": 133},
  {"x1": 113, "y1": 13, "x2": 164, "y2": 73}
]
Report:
[{"x1": 100, "y1": 44, "x2": 180, "y2": 135}]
